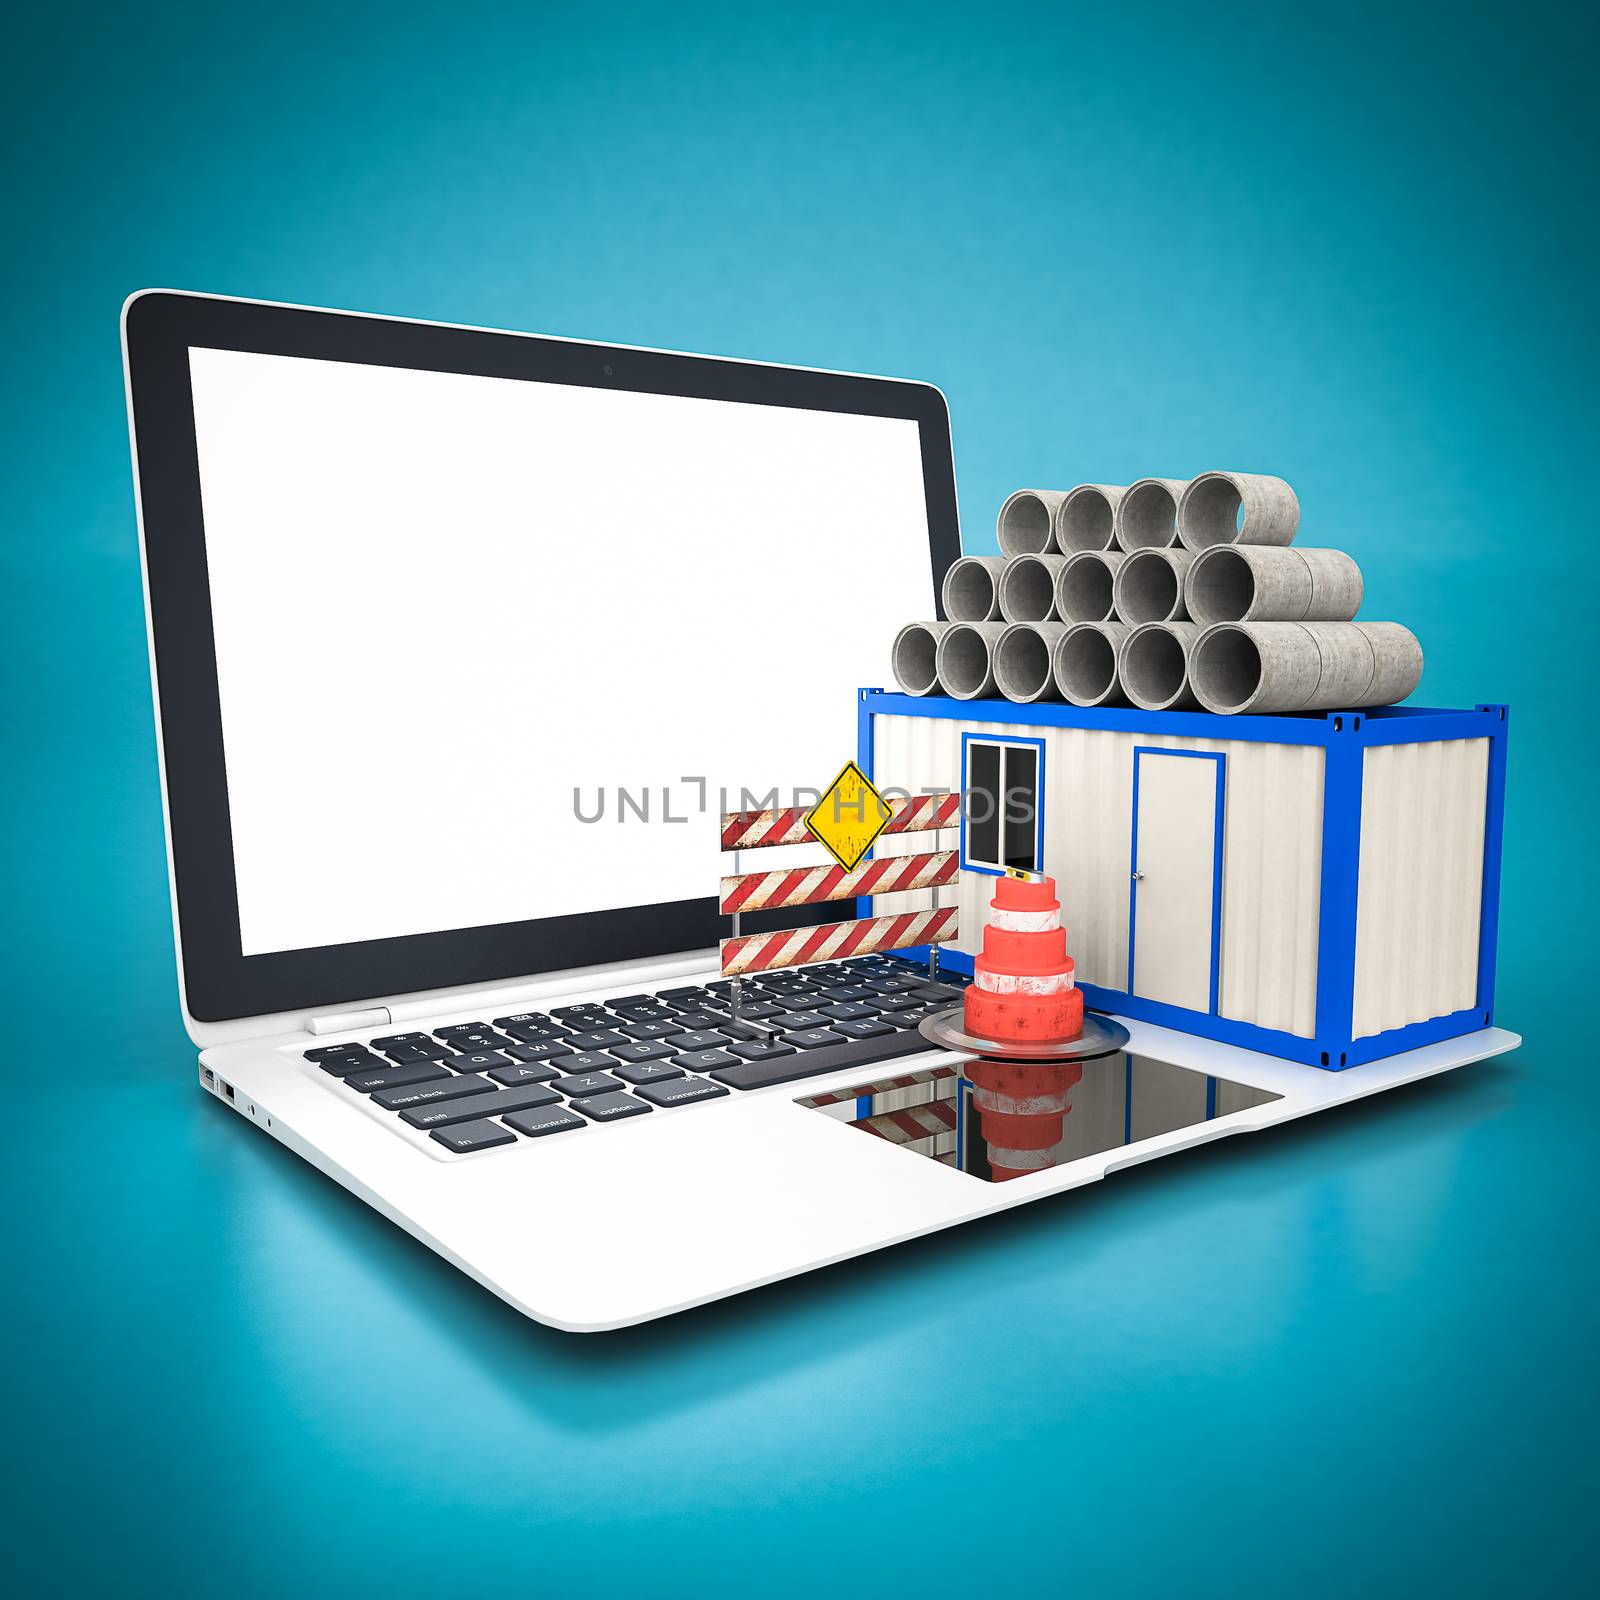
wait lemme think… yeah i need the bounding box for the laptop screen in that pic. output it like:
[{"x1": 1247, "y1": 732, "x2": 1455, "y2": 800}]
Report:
[{"x1": 185, "y1": 344, "x2": 936, "y2": 960}]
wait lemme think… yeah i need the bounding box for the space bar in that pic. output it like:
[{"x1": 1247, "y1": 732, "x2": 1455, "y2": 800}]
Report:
[{"x1": 710, "y1": 1029, "x2": 942, "y2": 1091}]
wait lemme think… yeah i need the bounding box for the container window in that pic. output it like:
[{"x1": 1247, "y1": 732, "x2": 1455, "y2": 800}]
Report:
[{"x1": 963, "y1": 738, "x2": 1042, "y2": 874}]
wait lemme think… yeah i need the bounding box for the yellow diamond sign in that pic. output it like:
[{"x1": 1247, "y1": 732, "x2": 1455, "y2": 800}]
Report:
[{"x1": 806, "y1": 761, "x2": 892, "y2": 872}]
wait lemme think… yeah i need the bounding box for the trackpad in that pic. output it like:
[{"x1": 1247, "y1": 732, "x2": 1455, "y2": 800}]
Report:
[{"x1": 798, "y1": 1053, "x2": 1281, "y2": 1182}]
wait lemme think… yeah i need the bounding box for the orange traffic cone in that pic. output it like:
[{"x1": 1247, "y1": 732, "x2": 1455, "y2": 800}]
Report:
[{"x1": 963, "y1": 874, "x2": 1085, "y2": 1181}]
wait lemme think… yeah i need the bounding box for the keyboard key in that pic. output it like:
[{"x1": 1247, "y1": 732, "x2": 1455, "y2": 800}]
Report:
[
  {"x1": 715, "y1": 1020, "x2": 767, "y2": 1042},
  {"x1": 609, "y1": 1040, "x2": 675, "y2": 1064},
  {"x1": 400, "y1": 1083, "x2": 561, "y2": 1128},
  {"x1": 371, "y1": 1031, "x2": 435, "y2": 1049},
  {"x1": 557, "y1": 1051, "x2": 622, "y2": 1074},
  {"x1": 724, "y1": 1000, "x2": 782, "y2": 1021},
  {"x1": 612, "y1": 1004, "x2": 680, "y2": 1024},
  {"x1": 666, "y1": 1030, "x2": 726, "y2": 1052},
  {"x1": 815, "y1": 985, "x2": 877, "y2": 1003},
  {"x1": 772, "y1": 1011, "x2": 829, "y2": 1031},
  {"x1": 552, "y1": 1004, "x2": 610, "y2": 1020},
  {"x1": 434, "y1": 1021, "x2": 491, "y2": 1039},
  {"x1": 430, "y1": 1119, "x2": 517, "y2": 1154},
  {"x1": 711, "y1": 1027, "x2": 935, "y2": 1090},
  {"x1": 605, "y1": 994, "x2": 657, "y2": 1008},
  {"x1": 571, "y1": 1092, "x2": 651, "y2": 1123},
  {"x1": 911, "y1": 984, "x2": 965, "y2": 1003},
  {"x1": 503, "y1": 1041, "x2": 575, "y2": 1065},
  {"x1": 376, "y1": 1039, "x2": 453, "y2": 1063},
  {"x1": 372, "y1": 1073, "x2": 496, "y2": 1110},
  {"x1": 503, "y1": 1105, "x2": 587, "y2": 1138},
  {"x1": 565, "y1": 1028, "x2": 629, "y2": 1050},
  {"x1": 345, "y1": 1062, "x2": 450, "y2": 1093},
  {"x1": 672, "y1": 1049, "x2": 741, "y2": 1072},
  {"x1": 820, "y1": 1002, "x2": 878, "y2": 1021},
  {"x1": 881, "y1": 1010, "x2": 929, "y2": 1029},
  {"x1": 433, "y1": 1028, "x2": 508, "y2": 1053},
  {"x1": 728, "y1": 1039, "x2": 797, "y2": 1062},
  {"x1": 500, "y1": 1024, "x2": 567, "y2": 1046},
  {"x1": 657, "y1": 985, "x2": 712, "y2": 1001},
  {"x1": 305, "y1": 1043, "x2": 372, "y2": 1062},
  {"x1": 488, "y1": 1061, "x2": 564, "y2": 1086},
  {"x1": 782, "y1": 1029, "x2": 847, "y2": 1050},
  {"x1": 633, "y1": 1078, "x2": 730, "y2": 1109},
  {"x1": 832, "y1": 1018, "x2": 896, "y2": 1040},
  {"x1": 550, "y1": 1072, "x2": 624, "y2": 1098},
  {"x1": 610, "y1": 1059, "x2": 685, "y2": 1086},
  {"x1": 874, "y1": 995, "x2": 922, "y2": 1012},
  {"x1": 311, "y1": 1050, "x2": 386, "y2": 1077},
  {"x1": 620, "y1": 1021, "x2": 678, "y2": 1041},
  {"x1": 439, "y1": 1050, "x2": 516, "y2": 1073},
  {"x1": 493, "y1": 1012, "x2": 555, "y2": 1030},
  {"x1": 668, "y1": 1011, "x2": 723, "y2": 1031}
]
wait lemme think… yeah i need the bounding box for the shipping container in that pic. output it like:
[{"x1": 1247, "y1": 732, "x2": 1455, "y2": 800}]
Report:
[{"x1": 855, "y1": 689, "x2": 1508, "y2": 1069}]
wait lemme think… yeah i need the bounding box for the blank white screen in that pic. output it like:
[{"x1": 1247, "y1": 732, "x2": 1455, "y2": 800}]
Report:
[{"x1": 187, "y1": 346, "x2": 934, "y2": 956}]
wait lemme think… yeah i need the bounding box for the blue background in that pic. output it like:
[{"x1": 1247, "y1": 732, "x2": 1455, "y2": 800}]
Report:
[{"x1": 5, "y1": 2, "x2": 1595, "y2": 1594}]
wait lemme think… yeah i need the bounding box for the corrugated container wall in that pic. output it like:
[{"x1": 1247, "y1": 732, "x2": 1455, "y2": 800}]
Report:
[
  {"x1": 1353, "y1": 738, "x2": 1489, "y2": 1038},
  {"x1": 867, "y1": 713, "x2": 1327, "y2": 1040}
]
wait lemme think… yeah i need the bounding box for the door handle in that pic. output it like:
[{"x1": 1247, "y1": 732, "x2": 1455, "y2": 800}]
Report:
[{"x1": 1131, "y1": 871, "x2": 1144, "y2": 881}]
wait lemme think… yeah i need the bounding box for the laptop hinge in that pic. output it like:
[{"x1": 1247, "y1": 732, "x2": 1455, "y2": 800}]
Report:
[{"x1": 306, "y1": 1004, "x2": 393, "y2": 1036}]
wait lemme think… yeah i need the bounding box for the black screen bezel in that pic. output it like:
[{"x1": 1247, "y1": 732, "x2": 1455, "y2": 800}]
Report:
[{"x1": 124, "y1": 292, "x2": 960, "y2": 1021}]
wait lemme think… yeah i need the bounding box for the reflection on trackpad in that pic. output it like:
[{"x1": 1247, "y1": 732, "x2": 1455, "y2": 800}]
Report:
[{"x1": 798, "y1": 1054, "x2": 1281, "y2": 1182}]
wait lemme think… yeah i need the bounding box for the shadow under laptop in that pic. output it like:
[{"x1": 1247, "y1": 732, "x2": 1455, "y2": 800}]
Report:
[{"x1": 215, "y1": 1052, "x2": 1517, "y2": 1433}]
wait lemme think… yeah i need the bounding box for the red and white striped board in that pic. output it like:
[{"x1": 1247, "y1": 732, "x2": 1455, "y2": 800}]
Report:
[
  {"x1": 855, "y1": 1098, "x2": 958, "y2": 1148},
  {"x1": 798, "y1": 1063, "x2": 960, "y2": 1112},
  {"x1": 719, "y1": 849, "x2": 957, "y2": 914},
  {"x1": 720, "y1": 905, "x2": 958, "y2": 976},
  {"x1": 720, "y1": 791, "x2": 959, "y2": 852}
]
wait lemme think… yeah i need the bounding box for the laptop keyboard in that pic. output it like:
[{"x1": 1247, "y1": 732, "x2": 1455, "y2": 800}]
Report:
[{"x1": 303, "y1": 955, "x2": 971, "y2": 1155}]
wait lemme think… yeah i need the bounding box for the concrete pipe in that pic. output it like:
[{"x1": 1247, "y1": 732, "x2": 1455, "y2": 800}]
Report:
[
  {"x1": 1357, "y1": 621, "x2": 1426, "y2": 705},
  {"x1": 1113, "y1": 547, "x2": 1196, "y2": 623},
  {"x1": 1054, "y1": 550, "x2": 1125, "y2": 623},
  {"x1": 1056, "y1": 483, "x2": 1126, "y2": 553},
  {"x1": 1177, "y1": 471, "x2": 1300, "y2": 551},
  {"x1": 1185, "y1": 545, "x2": 1363, "y2": 624},
  {"x1": 994, "y1": 622, "x2": 1068, "y2": 702},
  {"x1": 891, "y1": 621, "x2": 954, "y2": 696},
  {"x1": 998, "y1": 554, "x2": 1068, "y2": 622},
  {"x1": 941, "y1": 556, "x2": 1007, "y2": 622},
  {"x1": 1114, "y1": 477, "x2": 1188, "y2": 550},
  {"x1": 937, "y1": 621, "x2": 1008, "y2": 700},
  {"x1": 1052, "y1": 621, "x2": 1132, "y2": 707},
  {"x1": 1119, "y1": 621, "x2": 1202, "y2": 711},
  {"x1": 1189, "y1": 621, "x2": 1423, "y2": 714},
  {"x1": 997, "y1": 490, "x2": 1066, "y2": 557}
]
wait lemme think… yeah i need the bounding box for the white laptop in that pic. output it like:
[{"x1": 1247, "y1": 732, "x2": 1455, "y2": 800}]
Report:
[{"x1": 123, "y1": 291, "x2": 1518, "y2": 1331}]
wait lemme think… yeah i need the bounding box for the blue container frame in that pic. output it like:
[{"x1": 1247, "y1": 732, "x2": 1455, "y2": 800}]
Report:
[{"x1": 856, "y1": 688, "x2": 1509, "y2": 1071}]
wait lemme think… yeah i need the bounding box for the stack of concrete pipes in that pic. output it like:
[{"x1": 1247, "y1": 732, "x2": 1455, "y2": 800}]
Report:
[{"x1": 890, "y1": 470, "x2": 1424, "y2": 714}]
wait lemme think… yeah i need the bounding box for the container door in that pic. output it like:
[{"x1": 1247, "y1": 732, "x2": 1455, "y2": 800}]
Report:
[{"x1": 1128, "y1": 750, "x2": 1224, "y2": 1014}]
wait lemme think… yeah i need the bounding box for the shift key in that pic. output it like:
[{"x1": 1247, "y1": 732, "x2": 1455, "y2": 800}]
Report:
[{"x1": 400, "y1": 1082, "x2": 560, "y2": 1129}]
